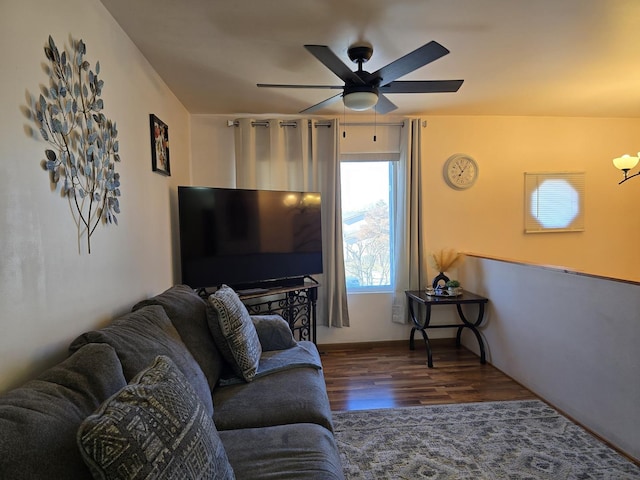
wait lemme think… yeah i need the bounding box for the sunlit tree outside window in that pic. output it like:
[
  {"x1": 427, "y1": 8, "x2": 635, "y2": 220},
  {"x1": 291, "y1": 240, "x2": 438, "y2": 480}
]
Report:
[{"x1": 340, "y1": 161, "x2": 393, "y2": 290}]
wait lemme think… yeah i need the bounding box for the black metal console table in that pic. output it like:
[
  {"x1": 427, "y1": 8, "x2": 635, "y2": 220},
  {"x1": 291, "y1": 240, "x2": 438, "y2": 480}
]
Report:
[
  {"x1": 405, "y1": 289, "x2": 488, "y2": 368},
  {"x1": 239, "y1": 284, "x2": 319, "y2": 344}
]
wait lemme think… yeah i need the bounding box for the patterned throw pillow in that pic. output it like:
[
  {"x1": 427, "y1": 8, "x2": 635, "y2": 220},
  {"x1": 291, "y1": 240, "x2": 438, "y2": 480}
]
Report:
[
  {"x1": 206, "y1": 285, "x2": 262, "y2": 382},
  {"x1": 77, "y1": 356, "x2": 235, "y2": 480}
]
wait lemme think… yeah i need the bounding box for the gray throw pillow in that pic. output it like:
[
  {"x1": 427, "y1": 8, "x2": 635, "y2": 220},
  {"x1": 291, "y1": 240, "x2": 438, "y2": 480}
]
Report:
[
  {"x1": 78, "y1": 355, "x2": 235, "y2": 480},
  {"x1": 206, "y1": 285, "x2": 262, "y2": 382},
  {"x1": 251, "y1": 314, "x2": 297, "y2": 351},
  {"x1": 0, "y1": 344, "x2": 126, "y2": 479},
  {"x1": 69, "y1": 304, "x2": 213, "y2": 416},
  {"x1": 132, "y1": 285, "x2": 224, "y2": 391}
]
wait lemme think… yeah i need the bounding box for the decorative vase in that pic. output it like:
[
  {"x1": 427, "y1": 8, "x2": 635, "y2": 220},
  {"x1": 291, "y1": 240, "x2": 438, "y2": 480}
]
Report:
[{"x1": 432, "y1": 272, "x2": 450, "y2": 289}]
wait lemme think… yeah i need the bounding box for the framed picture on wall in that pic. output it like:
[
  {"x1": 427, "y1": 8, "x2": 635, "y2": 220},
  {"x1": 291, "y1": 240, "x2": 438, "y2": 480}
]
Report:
[{"x1": 149, "y1": 114, "x2": 171, "y2": 176}]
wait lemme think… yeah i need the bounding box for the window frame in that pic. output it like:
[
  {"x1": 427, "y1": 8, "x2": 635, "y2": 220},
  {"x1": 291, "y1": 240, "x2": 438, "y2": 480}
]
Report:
[{"x1": 340, "y1": 158, "x2": 397, "y2": 293}]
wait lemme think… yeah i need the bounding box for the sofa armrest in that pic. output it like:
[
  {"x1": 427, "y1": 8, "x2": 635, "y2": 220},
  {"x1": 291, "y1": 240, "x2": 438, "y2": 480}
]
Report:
[{"x1": 251, "y1": 315, "x2": 297, "y2": 351}]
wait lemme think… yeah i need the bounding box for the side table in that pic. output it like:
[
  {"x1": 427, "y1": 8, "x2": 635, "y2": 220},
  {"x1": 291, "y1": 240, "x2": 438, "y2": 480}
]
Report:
[{"x1": 405, "y1": 289, "x2": 489, "y2": 368}]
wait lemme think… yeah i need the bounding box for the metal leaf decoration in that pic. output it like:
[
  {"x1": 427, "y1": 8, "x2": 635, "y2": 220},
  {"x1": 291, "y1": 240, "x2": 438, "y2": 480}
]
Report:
[{"x1": 31, "y1": 36, "x2": 121, "y2": 253}]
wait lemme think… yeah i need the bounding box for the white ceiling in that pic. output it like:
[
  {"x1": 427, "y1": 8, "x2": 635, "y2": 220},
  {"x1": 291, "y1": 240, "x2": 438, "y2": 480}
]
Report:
[{"x1": 99, "y1": 0, "x2": 640, "y2": 117}]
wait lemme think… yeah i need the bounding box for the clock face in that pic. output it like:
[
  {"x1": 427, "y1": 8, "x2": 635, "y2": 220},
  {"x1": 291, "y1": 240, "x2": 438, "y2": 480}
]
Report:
[{"x1": 444, "y1": 154, "x2": 478, "y2": 189}]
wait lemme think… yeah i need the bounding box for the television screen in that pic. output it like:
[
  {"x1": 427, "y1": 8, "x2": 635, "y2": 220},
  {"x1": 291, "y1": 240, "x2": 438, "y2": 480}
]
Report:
[{"x1": 178, "y1": 186, "x2": 323, "y2": 289}]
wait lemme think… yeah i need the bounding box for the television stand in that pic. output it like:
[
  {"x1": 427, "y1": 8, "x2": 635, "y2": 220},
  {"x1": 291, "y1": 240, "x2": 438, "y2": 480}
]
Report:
[
  {"x1": 238, "y1": 282, "x2": 319, "y2": 344},
  {"x1": 235, "y1": 287, "x2": 270, "y2": 296}
]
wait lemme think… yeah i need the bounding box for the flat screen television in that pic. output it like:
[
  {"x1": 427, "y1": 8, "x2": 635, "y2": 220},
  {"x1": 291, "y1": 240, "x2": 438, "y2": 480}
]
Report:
[{"x1": 178, "y1": 186, "x2": 323, "y2": 290}]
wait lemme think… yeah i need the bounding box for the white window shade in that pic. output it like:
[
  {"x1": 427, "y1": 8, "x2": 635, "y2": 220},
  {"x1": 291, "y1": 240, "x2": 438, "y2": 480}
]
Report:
[
  {"x1": 339, "y1": 123, "x2": 403, "y2": 161},
  {"x1": 524, "y1": 172, "x2": 585, "y2": 233}
]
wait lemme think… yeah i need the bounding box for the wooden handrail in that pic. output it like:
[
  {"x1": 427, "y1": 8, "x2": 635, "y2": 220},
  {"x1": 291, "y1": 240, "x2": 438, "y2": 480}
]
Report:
[{"x1": 464, "y1": 252, "x2": 640, "y2": 287}]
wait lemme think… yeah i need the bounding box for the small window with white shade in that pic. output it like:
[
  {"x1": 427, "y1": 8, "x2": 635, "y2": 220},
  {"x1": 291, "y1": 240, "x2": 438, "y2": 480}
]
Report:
[{"x1": 524, "y1": 172, "x2": 585, "y2": 233}]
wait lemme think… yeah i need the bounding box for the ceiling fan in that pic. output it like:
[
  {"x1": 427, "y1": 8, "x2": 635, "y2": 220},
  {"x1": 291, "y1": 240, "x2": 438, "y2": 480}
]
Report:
[{"x1": 257, "y1": 41, "x2": 464, "y2": 114}]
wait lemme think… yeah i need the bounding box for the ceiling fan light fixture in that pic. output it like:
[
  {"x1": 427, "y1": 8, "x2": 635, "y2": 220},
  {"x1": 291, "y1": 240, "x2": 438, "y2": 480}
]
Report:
[{"x1": 343, "y1": 90, "x2": 379, "y2": 111}]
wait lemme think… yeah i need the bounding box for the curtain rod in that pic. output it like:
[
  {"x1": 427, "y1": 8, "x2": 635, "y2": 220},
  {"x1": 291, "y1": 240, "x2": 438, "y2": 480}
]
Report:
[{"x1": 227, "y1": 120, "x2": 405, "y2": 128}]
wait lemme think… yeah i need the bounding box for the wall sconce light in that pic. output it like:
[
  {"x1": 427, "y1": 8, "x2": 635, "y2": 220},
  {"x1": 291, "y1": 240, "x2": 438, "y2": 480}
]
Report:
[{"x1": 612, "y1": 153, "x2": 640, "y2": 184}]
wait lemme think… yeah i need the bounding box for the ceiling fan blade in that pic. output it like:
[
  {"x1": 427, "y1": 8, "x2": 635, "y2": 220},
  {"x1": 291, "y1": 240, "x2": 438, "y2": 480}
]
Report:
[
  {"x1": 381, "y1": 79, "x2": 464, "y2": 94},
  {"x1": 299, "y1": 92, "x2": 343, "y2": 114},
  {"x1": 374, "y1": 41, "x2": 450, "y2": 86},
  {"x1": 374, "y1": 94, "x2": 397, "y2": 114},
  {"x1": 304, "y1": 45, "x2": 365, "y2": 85},
  {"x1": 257, "y1": 83, "x2": 343, "y2": 89}
]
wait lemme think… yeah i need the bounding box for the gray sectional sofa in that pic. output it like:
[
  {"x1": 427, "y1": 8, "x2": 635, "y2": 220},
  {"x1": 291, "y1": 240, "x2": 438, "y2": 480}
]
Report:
[{"x1": 0, "y1": 284, "x2": 344, "y2": 479}]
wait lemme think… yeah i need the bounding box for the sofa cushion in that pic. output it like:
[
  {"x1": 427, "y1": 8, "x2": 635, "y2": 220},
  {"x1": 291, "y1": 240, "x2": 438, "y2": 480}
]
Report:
[
  {"x1": 132, "y1": 284, "x2": 224, "y2": 390},
  {"x1": 206, "y1": 285, "x2": 262, "y2": 382},
  {"x1": 219, "y1": 423, "x2": 344, "y2": 480},
  {"x1": 213, "y1": 342, "x2": 334, "y2": 432},
  {"x1": 78, "y1": 355, "x2": 234, "y2": 480},
  {"x1": 69, "y1": 304, "x2": 213, "y2": 416},
  {"x1": 0, "y1": 343, "x2": 126, "y2": 480}
]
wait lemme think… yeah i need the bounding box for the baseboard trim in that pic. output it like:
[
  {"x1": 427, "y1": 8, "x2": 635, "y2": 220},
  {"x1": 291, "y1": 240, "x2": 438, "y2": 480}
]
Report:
[{"x1": 317, "y1": 338, "x2": 453, "y2": 351}]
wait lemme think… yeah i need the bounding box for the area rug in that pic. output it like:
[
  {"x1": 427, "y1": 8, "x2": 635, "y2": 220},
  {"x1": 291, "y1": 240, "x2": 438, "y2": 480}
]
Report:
[{"x1": 332, "y1": 400, "x2": 640, "y2": 479}]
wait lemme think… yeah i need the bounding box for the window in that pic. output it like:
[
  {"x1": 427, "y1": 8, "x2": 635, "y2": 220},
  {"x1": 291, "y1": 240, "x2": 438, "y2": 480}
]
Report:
[
  {"x1": 524, "y1": 172, "x2": 585, "y2": 233},
  {"x1": 341, "y1": 161, "x2": 394, "y2": 291}
]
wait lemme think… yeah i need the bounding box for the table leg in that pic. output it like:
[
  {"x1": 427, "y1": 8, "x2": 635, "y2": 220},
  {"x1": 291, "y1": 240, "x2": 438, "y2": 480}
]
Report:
[
  {"x1": 455, "y1": 326, "x2": 464, "y2": 347},
  {"x1": 408, "y1": 300, "x2": 418, "y2": 350},
  {"x1": 410, "y1": 327, "x2": 434, "y2": 368},
  {"x1": 419, "y1": 328, "x2": 434, "y2": 368},
  {"x1": 407, "y1": 299, "x2": 434, "y2": 367},
  {"x1": 309, "y1": 286, "x2": 318, "y2": 345},
  {"x1": 455, "y1": 303, "x2": 487, "y2": 364}
]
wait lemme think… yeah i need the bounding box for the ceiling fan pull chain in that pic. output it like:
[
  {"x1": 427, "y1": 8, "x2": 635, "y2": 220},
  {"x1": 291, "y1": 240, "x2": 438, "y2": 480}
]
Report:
[
  {"x1": 343, "y1": 103, "x2": 347, "y2": 138},
  {"x1": 373, "y1": 109, "x2": 377, "y2": 142}
]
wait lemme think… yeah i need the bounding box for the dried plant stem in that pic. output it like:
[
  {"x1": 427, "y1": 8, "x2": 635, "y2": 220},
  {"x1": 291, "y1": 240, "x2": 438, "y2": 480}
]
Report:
[{"x1": 429, "y1": 249, "x2": 463, "y2": 273}]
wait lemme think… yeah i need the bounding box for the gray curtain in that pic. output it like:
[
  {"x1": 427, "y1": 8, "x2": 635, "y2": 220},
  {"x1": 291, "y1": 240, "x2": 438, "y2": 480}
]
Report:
[
  {"x1": 234, "y1": 118, "x2": 349, "y2": 327},
  {"x1": 392, "y1": 118, "x2": 426, "y2": 324}
]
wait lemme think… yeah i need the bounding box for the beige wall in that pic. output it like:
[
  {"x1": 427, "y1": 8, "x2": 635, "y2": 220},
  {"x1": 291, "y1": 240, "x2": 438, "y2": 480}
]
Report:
[
  {"x1": 190, "y1": 115, "x2": 236, "y2": 187},
  {"x1": 0, "y1": 0, "x2": 191, "y2": 390},
  {"x1": 422, "y1": 116, "x2": 640, "y2": 282},
  {"x1": 190, "y1": 114, "x2": 640, "y2": 344}
]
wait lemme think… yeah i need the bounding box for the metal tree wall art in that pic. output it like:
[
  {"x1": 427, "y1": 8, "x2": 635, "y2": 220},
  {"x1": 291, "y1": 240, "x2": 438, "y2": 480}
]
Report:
[{"x1": 31, "y1": 36, "x2": 121, "y2": 253}]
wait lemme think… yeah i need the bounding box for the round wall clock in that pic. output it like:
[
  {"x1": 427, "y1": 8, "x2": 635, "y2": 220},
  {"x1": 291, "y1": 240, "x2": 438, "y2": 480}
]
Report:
[{"x1": 443, "y1": 154, "x2": 478, "y2": 190}]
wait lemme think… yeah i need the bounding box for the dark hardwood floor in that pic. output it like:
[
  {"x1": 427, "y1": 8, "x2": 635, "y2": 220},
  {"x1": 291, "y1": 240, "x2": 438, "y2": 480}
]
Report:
[{"x1": 319, "y1": 339, "x2": 537, "y2": 411}]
